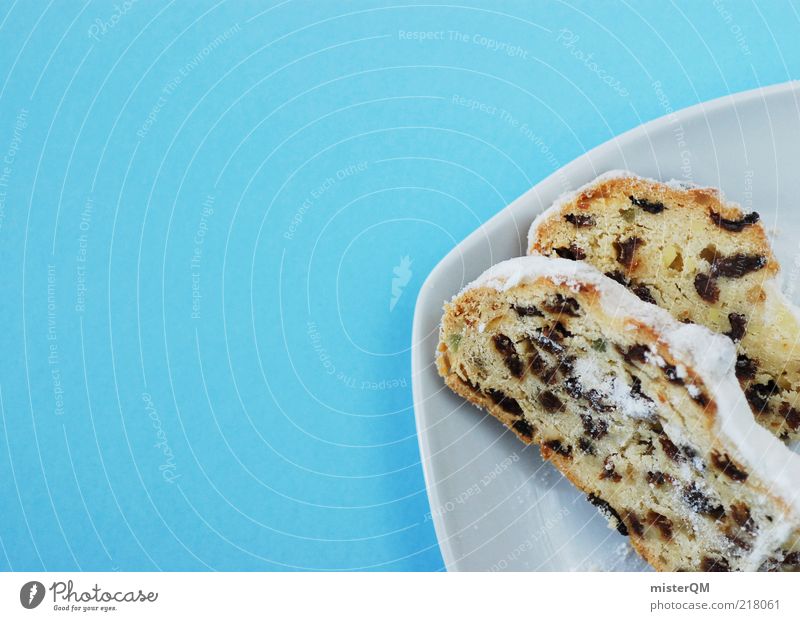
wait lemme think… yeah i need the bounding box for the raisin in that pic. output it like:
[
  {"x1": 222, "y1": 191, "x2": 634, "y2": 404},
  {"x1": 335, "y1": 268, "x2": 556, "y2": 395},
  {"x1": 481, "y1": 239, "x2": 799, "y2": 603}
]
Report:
[
  {"x1": 564, "y1": 213, "x2": 596, "y2": 227},
  {"x1": 560, "y1": 355, "x2": 576, "y2": 374},
  {"x1": 580, "y1": 414, "x2": 609, "y2": 439},
  {"x1": 552, "y1": 322, "x2": 573, "y2": 339},
  {"x1": 646, "y1": 511, "x2": 673, "y2": 540},
  {"x1": 512, "y1": 418, "x2": 534, "y2": 439},
  {"x1": 711, "y1": 451, "x2": 748, "y2": 481},
  {"x1": 603, "y1": 268, "x2": 654, "y2": 302},
  {"x1": 724, "y1": 313, "x2": 747, "y2": 342},
  {"x1": 587, "y1": 494, "x2": 628, "y2": 536},
  {"x1": 492, "y1": 333, "x2": 515, "y2": 354},
  {"x1": 710, "y1": 253, "x2": 767, "y2": 278},
  {"x1": 700, "y1": 556, "x2": 730, "y2": 572},
  {"x1": 531, "y1": 333, "x2": 564, "y2": 355},
  {"x1": 578, "y1": 437, "x2": 595, "y2": 455},
  {"x1": 554, "y1": 245, "x2": 586, "y2": 261},
  {"x1": 542, "y1": 294, "x2": 581, "y2": 317},
  {"x1": 638, "y1": 438, "x2": 655, "y2": 456},
  {"x1": 619, "y1": 343, "x2": 649, "y2": 364},
  {"x1": 527, "y1": 344, "x2": 548, "y2": 375},
  {"x1": 485, "y1": 389, "x2": 524, "y2": 416},
  {"x1": 783, "y1": 551, "x2": 800, "y2": 566},
  {"x1": 504, "y1": 356, "x2": 524, "y2": 378},
  {"x1": 564, "y1": 377, "x2": 583, "y2": 399},
  {"x1": 630, "y1": 376, "x2": 653, "y2": 402},
  {"x1": 539, "y1": 390, "x2": 563, "y2": 412},
  {"x1": 463, "y1": 376, "x2": 481, "y2": 393},
  {"x1": 729, "y1": 503, "x2": 756, "y2": 534},
  {"x1": 734, "y1": 354, "x2": 757, "y2": 380},
  {"x1": 492, "y1": 334, "x2": 524, "y2": 378},
  {"x1": 725, "y1": 532, "x2": 752, "y2": 551},
  {"x1": 662, "y1": 364, "x2": 684, "y2": 385},
  {"x1": 745, "y1": 380, "x2": 778, "y2": 414},
  {"x1": 694, "y1": 273, "x2": 720, "y2": 303},
  {"x1": 709, "y1": 209, "x2": 760, "y2": 232},
  {"x1": 659, "y1": 436, "x2": 682, "y2": 462},
  {"x1": 629, "y1": 195, "x2": 666, "y2": 214},
  {"x1": 541, "y1": 365, "x2": 560, "y2": 385},
  {"x1": 627, "y1": 512, "x2": 644, "y2": 537},
  {"x1": 599, "y1": 456, "x2": 622, "y2": 482},
  {"x1": 543, "y1": 439, "x2": 572, "y2": 457},
  {"x1": 646, "y1": 471, "x2": 670, "y2": 486},
  {"x1": 632, "y1": 283, "x2": 656, "y2": 304},
  {"x1": 605, "y1": 270, "x2": 629, "y2": 286},
  {"x1": 585, "y1": 388, "x2": 614, "y2": 413},
  {"x1": 683, "y1": 483, "x2": 725, "y2": 519},
  {"x1": 613, "y1": 236, "x2": 643, "y2": 270},
  {"x1": 543, "y1": 324, "x2": 564, "y2": 342},
  {"x1": 691, "y1": 390, "x2": 709, "y2": 407},
  {"x1": 779, "y1": 402, "x2": 800, "y2": 431},
  {"x1": 512, "y1": 304, "x2": 544, "y2": 318}
]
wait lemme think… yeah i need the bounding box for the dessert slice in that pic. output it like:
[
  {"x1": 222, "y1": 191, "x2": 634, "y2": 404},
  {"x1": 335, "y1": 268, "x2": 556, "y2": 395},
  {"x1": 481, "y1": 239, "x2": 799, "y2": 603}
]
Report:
[
  {"x1": 527, "y1": 171, "x2": 800, "y2": 441},
  {"x1": 437, "y1": 255, "x2": 800, "y2": 571}
]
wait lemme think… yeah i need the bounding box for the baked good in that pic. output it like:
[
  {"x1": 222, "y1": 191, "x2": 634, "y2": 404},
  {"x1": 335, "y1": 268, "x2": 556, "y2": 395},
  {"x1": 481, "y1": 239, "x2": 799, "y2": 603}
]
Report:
[
  {"x1": 437, "y1": 255, "x2": 800, "y2": 571},
  {"x1": 527, "y1": 171, "x2": 800, "y2": 442}
]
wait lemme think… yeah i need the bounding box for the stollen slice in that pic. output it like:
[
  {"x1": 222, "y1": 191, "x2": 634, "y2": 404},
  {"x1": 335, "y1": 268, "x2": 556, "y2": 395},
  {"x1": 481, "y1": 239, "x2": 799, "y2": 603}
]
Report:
[
  {"x1": 437, "y1": 255, "x2": 800, "y2": 571},
  {"x1": 527, "y1": 171, "x2": 800, "y2": 442}
]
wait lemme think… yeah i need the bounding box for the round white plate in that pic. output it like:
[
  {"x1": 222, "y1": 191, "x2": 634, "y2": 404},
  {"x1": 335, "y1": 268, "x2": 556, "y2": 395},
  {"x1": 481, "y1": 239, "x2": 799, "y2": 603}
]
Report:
[{"x1": 411, "y1": 81, "x2": 800, "y2": 571}]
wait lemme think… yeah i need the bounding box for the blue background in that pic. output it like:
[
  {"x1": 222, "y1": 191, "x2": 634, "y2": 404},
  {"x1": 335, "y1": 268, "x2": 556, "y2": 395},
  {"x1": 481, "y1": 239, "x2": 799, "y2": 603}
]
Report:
[{"x1": 0, "y1": 0, "x2": 799, "y2": 571}]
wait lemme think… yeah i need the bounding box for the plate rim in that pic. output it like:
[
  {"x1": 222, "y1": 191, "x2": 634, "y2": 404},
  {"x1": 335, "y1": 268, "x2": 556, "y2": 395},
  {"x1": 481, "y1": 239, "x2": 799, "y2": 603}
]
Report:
[{"x1": 411, "y1": 79, "x2": 800, "y2": 571}]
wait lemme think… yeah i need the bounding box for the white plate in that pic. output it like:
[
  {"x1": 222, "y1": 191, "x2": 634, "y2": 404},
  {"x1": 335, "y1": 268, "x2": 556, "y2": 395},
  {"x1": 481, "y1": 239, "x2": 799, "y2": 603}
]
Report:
[{"x1": 412, "y1": 81, "x2": 800, "y2": 571}]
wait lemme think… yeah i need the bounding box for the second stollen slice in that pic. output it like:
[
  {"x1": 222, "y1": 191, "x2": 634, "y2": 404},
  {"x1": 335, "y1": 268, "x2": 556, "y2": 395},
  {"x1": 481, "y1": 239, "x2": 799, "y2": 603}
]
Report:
[{"x1": 527, "y1": 171, "x2": 800, "y2": 441}]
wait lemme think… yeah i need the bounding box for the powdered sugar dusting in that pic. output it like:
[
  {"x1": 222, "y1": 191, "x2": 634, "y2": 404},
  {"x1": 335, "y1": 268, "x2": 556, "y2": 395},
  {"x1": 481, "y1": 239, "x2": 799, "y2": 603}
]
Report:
[
  {"x1": 572, "y1": 357, "x2": 655, "y2": 420},
  {"x1": 460, "y1": 255, "x2": 800, "y2": 519}
]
